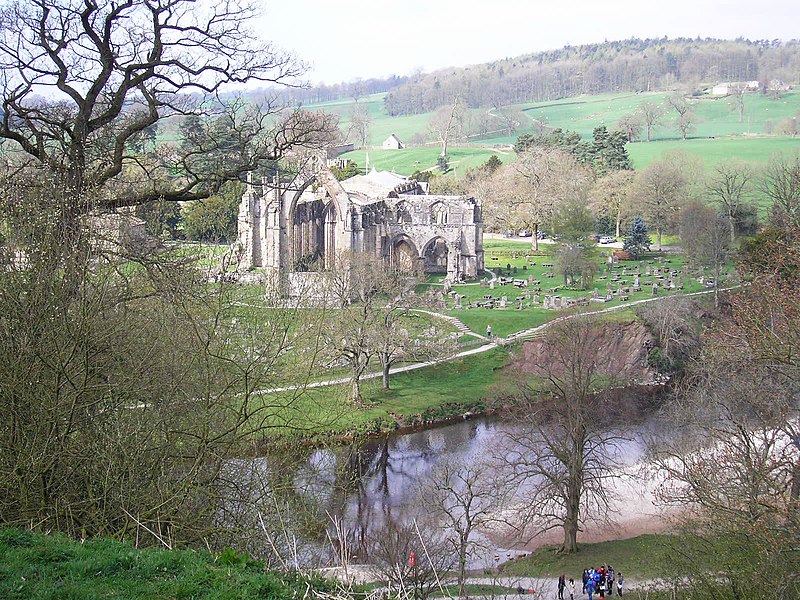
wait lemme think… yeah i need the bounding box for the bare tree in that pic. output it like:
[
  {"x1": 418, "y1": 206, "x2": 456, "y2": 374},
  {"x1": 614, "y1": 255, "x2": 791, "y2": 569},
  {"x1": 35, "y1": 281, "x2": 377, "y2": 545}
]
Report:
[
  {"x1": 368, "y1": 520, "x2": 455, "y2": 600},
  {"x1": 496, "y1": 317, "x2": 628, "y2": 554},
  {"x1": 637, "y1": 100, "x2": 664, "y2": 142},
  {"x1": 347, "y1": 103, "x2": 373, "y2": 149},
  {"x1": 706, "y1": 159, "x2": 755, "y2": 242},
  {"x1": 761, "y1": 154, "x2": 800, "y2": 234},
  {"x1": 680, "y1": 202, "x2": 731, "y2": 307},
  {"x1": 589, "y1": 170, "x2": 635, "y2": 238},
  {"x1": 728, "y1": 86, "x2": 746, "y2": 123},
  {"x1": 632, "y1": 158, "x2": 688, "y2": 250},
  {"x1": 0, "y1": 0, "x2": 336, "y2": 214},
  {"x1": 674, "y1": 112, "x2": 698, "y2": 141},
  {"x1": 419, "y1": 459, "x2": 511, "y2": 598},
  {"x1": 615, "y1": 112, "x2": 643, "y2": 142},
  {"x1": 485, "y1": 147, "x2": 590, "y2": 251},
  {"x1": 428, "y1": 98, "x2": 465, "y2": 158},
  {"x1": 636, "y1": 296, "x2": 700, "y2": 367}
]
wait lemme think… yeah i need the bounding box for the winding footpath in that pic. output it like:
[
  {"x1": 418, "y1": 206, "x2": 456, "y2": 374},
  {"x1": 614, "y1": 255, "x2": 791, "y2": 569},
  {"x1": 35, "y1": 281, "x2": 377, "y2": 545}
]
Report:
[{"x1": 251, "y1": 287, "x2": 734, "y2": 397}]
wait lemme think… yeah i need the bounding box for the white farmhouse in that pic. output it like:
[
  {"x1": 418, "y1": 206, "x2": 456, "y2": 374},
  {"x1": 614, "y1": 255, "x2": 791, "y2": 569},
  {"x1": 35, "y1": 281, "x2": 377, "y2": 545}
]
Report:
[{"x1": 382, "y1": 134, "x2": 404, "y2": 150}]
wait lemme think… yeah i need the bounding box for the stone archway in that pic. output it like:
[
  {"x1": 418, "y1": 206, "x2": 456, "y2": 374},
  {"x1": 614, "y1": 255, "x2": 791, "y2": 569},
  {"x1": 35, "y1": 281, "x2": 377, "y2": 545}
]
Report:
[
  {"x1": 389, "y1": 235, "x2": 420, "y2": 274},
  {"x1": 422, "y1": 237, "x2": 449, "y2": 274}
]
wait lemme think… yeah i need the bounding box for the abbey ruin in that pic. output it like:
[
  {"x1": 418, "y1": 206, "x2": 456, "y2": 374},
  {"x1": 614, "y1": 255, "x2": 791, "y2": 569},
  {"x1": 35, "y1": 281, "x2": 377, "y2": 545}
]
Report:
[{"x1": 232, "y1": 160, "x2": 484, "y2": 298}]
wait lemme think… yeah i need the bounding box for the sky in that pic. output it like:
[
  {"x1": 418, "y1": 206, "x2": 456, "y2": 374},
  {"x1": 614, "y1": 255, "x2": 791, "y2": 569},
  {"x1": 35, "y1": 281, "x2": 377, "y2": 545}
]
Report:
[{"x1": 260, "y1": 0, "x2": 800, "y2": 85}]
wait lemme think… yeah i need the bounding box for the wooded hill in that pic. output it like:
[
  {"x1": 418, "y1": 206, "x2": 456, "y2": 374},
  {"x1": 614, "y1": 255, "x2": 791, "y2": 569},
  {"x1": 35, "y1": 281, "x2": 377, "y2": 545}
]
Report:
[{"x1": 383, "y1": 38, "x2": 800, "y2": 116}]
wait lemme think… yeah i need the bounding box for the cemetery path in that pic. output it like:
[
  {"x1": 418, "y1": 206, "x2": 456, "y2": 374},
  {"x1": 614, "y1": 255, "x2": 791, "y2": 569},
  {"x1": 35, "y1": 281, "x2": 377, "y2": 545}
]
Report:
[{"x1": 249, "y1": 287, "x2": 735, "y2": 397}]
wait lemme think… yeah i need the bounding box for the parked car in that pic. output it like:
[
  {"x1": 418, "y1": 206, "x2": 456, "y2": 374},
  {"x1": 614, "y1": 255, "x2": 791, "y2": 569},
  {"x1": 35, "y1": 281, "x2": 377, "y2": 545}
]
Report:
[
  {"x1": 538, "y1": 230, "x2": 548, "y2": 239},
  {"x1": 518, "y1": 230, "x2": 532, "y2": 237},
  {"x1": 599, "y1": 236, "x2": 616, "y2": 244}
]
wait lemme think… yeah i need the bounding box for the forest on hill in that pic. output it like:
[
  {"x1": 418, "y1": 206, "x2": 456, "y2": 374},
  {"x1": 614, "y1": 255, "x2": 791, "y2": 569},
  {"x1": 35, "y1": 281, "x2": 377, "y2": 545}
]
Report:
[{"x1": 383, "y1": 38, "x2": 800, "y2": 115}]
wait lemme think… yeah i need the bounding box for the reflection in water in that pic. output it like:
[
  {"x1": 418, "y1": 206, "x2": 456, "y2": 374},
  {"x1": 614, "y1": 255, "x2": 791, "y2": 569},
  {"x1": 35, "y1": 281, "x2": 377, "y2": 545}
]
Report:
[{"x1": 231, "y1": 416, "x2": 654, "y2": 568}]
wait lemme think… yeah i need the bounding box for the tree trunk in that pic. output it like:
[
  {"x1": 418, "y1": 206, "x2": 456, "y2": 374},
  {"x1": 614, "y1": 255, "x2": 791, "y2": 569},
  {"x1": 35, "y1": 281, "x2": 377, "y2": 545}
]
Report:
[
  {"x1": 646, "y1": 124, "x2": 652, "y2": 142},
  {"x1": 532, "y1": 223, "x2": 539, "y2": 252},
  {"x1": 382, "y1": 361, "x2": 390, "y2": 390},
  {"x1": 728, "y1": 214, "x2": 736, "y2": 243},
  {"x1": 351, "y1": 375, "x2": 361, "y2": 405},
  {"x1": 615, "y1": 211, "x2": 621, "y2": 239},
  {"x1": 458, "y1": 541, "x2": 468, "y2": 598},
  {"x1": 658, "y1": 229, "x2": 663, "y2": 251}
]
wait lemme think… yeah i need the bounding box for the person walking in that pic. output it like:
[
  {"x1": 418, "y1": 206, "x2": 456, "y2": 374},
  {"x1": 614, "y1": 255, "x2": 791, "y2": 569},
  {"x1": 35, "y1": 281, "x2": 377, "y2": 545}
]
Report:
[
  {"x1": 582, "y1": 569, "x2": 589, "y2": 593},
  {"x1": 486, "y1": 324, "x2": 492, "y2": 338},
  {"x1": 558, "y1": 574, "x2": 566, "y2": 600},
  {"x1": 569, "y1": 578, "x2": 576, "y2": 600},
  {"x1": 616, "y1": 573, "x2": 624, "y2": 597}
]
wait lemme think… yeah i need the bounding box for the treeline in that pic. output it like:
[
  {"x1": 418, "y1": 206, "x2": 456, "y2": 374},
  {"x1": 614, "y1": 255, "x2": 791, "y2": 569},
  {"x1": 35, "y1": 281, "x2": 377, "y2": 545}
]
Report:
[
  {"x1": 233, "y1": 74, "x2": 409, "y2": 106},
  {"x1": 384, "y1": 38, "x2": 800, "y2": 116}
]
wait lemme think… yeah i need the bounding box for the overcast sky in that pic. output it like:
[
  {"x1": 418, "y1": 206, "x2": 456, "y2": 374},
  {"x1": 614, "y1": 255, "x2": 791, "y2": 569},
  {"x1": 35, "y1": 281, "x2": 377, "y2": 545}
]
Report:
[{"x1": 259, "y1": 0, "x2": 799, "y2": 85}]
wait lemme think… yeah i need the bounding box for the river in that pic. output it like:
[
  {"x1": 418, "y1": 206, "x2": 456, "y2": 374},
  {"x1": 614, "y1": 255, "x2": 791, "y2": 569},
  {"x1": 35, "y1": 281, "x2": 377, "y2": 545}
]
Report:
[{"x1": 230, "y1": 415, "x2": 670, "y2": 569}]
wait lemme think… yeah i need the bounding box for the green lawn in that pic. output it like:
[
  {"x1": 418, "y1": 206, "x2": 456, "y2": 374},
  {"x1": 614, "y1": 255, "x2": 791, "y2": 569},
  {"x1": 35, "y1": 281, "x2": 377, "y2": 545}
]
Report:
[
  {"x1": 501, "y1": 534, "x2": 713, "y2": 580},
  {"x1": 252, "y1": 347, "x2": 511, "y2": 437},
  {"x1": 628, "y1": 135, "x2": 800, "y2": 169},
  {"x1": 340, "y1": 145, "x2": 514, "y2": 177},
  {"x1": 0, "y1": 528, "x2": 339, "y2": 600}
]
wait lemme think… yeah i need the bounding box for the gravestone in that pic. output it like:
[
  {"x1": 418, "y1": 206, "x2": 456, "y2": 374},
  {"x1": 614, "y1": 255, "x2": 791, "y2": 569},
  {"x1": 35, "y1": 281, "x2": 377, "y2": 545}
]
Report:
[
  {"x1": 646, "y1": 266, "x2": 651, "y2": 276},
  {"x1": 489, "y1": 281, "x2": 495, "y2": 290},
  {"x1": 652, "y1": 282, "x2": 658, "y2": 296},
  {"x1": 499, "y1": 295, "x2": 507, "y2": 308}
]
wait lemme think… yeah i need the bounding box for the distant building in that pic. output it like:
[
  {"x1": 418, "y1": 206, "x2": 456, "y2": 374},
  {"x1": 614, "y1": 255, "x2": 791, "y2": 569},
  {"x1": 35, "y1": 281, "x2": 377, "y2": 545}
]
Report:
[
  {"x1": 711, "y1": 81, "x2": 759, "y2": 96},
  {"x1": 382, "y1": 134, "x2": 404, "y2": 150}
]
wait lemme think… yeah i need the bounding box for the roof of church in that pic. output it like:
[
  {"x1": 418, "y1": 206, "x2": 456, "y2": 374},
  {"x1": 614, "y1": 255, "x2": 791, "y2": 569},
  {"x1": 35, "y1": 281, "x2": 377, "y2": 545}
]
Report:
[{"x1": 340, "y1": 168, "x2": 409, "y2": 199}]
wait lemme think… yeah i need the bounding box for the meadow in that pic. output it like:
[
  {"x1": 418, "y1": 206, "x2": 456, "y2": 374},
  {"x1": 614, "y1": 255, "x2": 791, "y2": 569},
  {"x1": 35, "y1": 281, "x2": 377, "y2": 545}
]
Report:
[{"x1": 307, "y1": 90, "x2": 799, "y2": 175}]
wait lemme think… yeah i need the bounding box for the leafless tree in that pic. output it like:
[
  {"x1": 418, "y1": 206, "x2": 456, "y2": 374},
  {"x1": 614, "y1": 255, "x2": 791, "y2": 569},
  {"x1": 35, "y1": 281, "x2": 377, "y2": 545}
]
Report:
[
  {"x1": 728, "y1": 86, "x2": 746, "y2": 123},
  {"x1": 706, "y1": 159, "x2": 755, "y2": 242},
  {"x1": 368, "y1": 520, "x2": 455, "y2": 599},
  {"x1": 674, "y1": 112, "x2": 698, "y2": 141},
  {"x1": 485, "y1": 147, "x2": 590, "y2": 251},
  {"x1": 589, "y1": 170, "x2": 635, "y2": 238},
  {"x1": 428, "y1": 98, "x2": 465, "y2": 158},
  {"x1": 681, "y1": 204, "x2": 731, "y2": 307},
  {"x1": 637, "y1": 100, "x2": 664, "y2": 142},
  {"x1": 636, "y1": 296, "x2": 699, "y2": 366},
  {"x1": 632, "y1": 159, "x2": 688, "y2": 250},
  {"x1": 419, "y1": 458, "x2": 511, "y2": 598},
  {"x1": 347, "y1": 103, "x2": 373, "y2": 149},
  {"x1": 0, "y1": 0, "x2": 337, "y2": 215},
  {"x1": 496, "y1": 317, "x2": 628, "y2": 554},
  {"x1": 615, "y1": 112, "x2": 643, "y2": 142},
  {"x1": 761, "y1": 154, "x2": 800, "y2": 234}
]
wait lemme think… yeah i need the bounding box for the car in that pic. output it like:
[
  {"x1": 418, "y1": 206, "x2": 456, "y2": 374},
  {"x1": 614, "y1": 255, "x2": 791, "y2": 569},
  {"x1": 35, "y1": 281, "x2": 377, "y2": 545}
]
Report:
[
  {"x1": 599, "y1": 236, "x2": 616, "y2": 244},
  {"x1": 537, "y1": 230, "x2": 548, "y2": 239},
  {"x1": 518, "y1": 230, "x2": 532, "y2": 237}
]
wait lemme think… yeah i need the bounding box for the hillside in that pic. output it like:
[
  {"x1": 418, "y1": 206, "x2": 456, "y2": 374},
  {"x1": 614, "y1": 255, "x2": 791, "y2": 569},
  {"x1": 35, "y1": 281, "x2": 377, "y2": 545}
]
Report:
[
  {"x1": 0, "y1": 528, "x2": 339, "y2": 600},
  {"x1": 383, "y1": 38, "x2": 800, "y2": 115}
]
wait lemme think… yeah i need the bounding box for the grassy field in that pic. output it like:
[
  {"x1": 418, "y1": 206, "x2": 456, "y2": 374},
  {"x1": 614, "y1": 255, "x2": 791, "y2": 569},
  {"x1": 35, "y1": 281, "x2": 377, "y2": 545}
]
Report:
[
  {"x1": 304, "y1": 90, "x2": 800, "y2": 175},
  {"x1": 253, "y1": 347, "x2": 511, "y2": 437},
  {"x1": 340, "y1": 145, "x2": 514, "y2": 177},
  {"x1": 500, "y1": 534, "x2": 713, "y2": 580},
  {"x1": 0, "y1": 528, "x2": 340, "y2": 600}
]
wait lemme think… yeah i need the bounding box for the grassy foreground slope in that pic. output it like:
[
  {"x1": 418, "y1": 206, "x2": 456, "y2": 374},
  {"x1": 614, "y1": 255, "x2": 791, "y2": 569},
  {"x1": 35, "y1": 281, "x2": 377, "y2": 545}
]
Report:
[{"x1": 0, "y1": 528, "x2": 337, "y2": 600}]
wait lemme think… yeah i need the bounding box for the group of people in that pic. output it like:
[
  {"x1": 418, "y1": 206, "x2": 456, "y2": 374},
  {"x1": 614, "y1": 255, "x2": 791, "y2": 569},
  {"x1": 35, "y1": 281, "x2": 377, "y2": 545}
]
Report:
[{"x1": 555, "y1": 566, "x2": 624, "y2": 600}]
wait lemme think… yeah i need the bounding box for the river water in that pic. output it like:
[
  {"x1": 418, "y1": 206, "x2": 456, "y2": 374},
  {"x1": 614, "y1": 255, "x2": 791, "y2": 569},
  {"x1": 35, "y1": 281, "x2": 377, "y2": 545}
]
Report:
[{"x1": 233, "y1": 415, "x2": 669, "y2": 569}]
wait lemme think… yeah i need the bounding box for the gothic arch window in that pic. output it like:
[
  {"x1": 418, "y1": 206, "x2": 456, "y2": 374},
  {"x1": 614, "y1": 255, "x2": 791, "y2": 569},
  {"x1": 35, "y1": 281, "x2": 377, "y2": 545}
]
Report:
[
  {"x1": 431, "y1": 202, "x2": 448, "y2": 225},
  {"x1": 396, "y1": 202, "x2": 412, "y2": 224}
]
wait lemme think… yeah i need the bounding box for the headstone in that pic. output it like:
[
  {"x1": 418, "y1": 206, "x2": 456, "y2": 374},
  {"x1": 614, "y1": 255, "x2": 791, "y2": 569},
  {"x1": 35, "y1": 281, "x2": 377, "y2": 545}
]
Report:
[
  {"x1": 533, "y1": 292, "x2": 540, "y2": 304},
  {"x1": 592, "y1": 288, "x2": 599, "y2": 299},
  {"x1": 633, "y1": 275, "x2": 640, "y2": 287},
  {"x1": 652, "y1": 282, "x2": 658, "y2": 296},
  {"x1": 525, "y1": 289, "x2": 531, "y2": 300},
  {"x1": 489, "y1": 281, "x2": 495, "y2": 290},
  {"x1": 480, "y1": 279, "x2": 487, "y2": 288},
  {"x1": 646, "y1": 266, "x2": 651, "y2": 276},
  {"x1": 560, "y1": 296, "x2": 569, "y2": 309},
  {"x1": 499, "y1": 295, "x2": 507, "y2": 308},
  {"x1": 454, "y1": 294, "x2": 463, "y2": 308}
]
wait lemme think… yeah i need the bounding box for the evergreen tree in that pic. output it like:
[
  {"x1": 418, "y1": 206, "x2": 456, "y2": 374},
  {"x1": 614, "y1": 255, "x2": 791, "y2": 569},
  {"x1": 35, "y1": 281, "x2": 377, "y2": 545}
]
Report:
[{"x1": 623, "y1": 216, "x2": 652, "y2": 258}]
